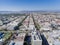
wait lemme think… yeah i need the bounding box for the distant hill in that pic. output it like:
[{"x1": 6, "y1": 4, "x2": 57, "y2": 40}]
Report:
[{"x1": 0, "y1": 10, "x2": 60, "y2": 14}]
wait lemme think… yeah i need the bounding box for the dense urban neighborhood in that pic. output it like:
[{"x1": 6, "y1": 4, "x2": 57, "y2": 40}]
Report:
[{"x1": 0, "y1": 11, "x2": 60, "y2": 45}]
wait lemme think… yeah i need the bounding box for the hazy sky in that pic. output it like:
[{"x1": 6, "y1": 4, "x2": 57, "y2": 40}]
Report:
[{"x1": 0, "y1": 0, "x2": 60, "y2": 11}]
